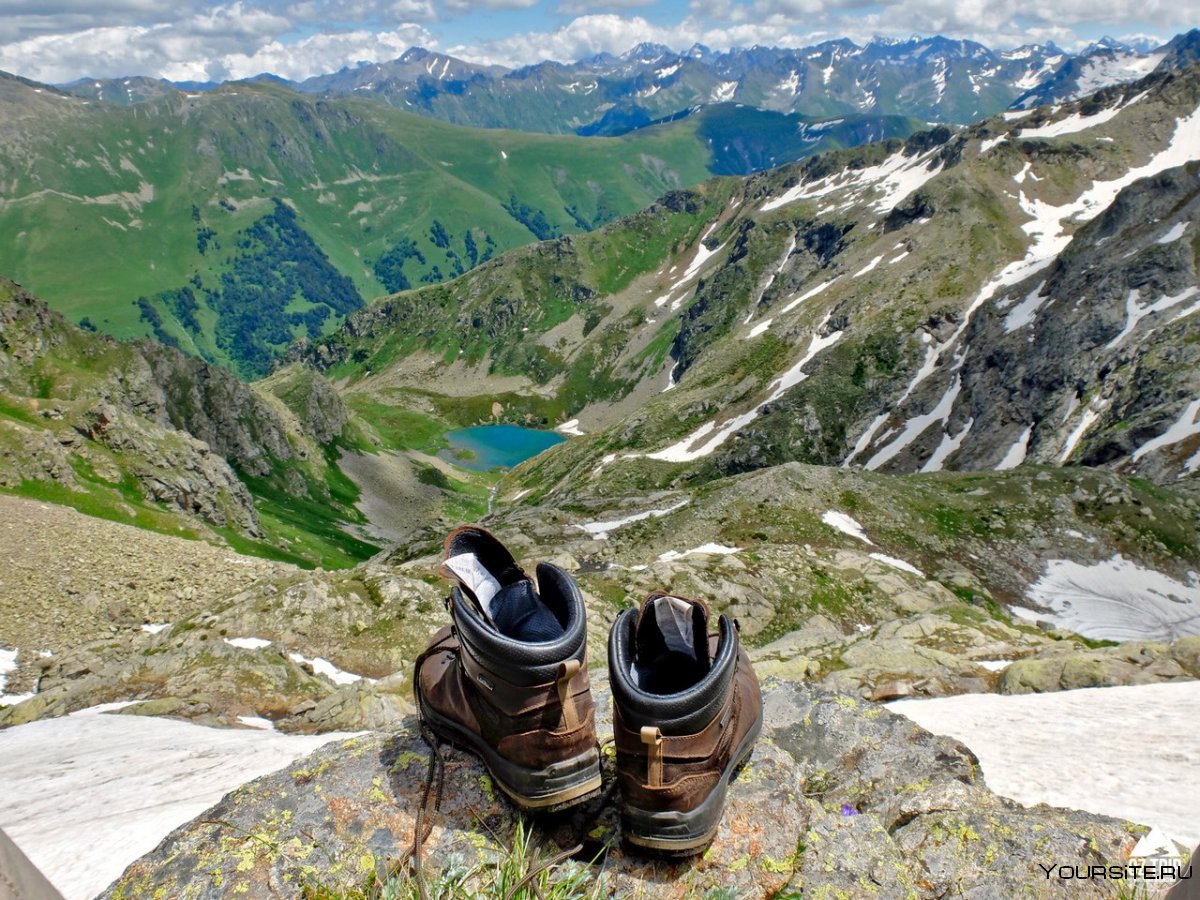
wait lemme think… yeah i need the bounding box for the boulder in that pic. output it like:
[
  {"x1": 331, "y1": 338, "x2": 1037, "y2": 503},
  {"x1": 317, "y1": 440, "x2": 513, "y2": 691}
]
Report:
[{"x1": 102, "y1": 679, "x2": 1142, "y2": 899}]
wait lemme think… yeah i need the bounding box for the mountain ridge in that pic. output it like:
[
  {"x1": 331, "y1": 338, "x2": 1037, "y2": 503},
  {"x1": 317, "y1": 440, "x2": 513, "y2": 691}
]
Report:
[{"x1": 54, "y1": 31, "x2": 1200, "y2": 137}]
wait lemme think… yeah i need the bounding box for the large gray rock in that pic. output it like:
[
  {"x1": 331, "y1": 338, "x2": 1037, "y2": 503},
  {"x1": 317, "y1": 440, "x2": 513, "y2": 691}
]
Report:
[{"x1": 102, "y1": 679, "x2": 1143, "y2": 899}]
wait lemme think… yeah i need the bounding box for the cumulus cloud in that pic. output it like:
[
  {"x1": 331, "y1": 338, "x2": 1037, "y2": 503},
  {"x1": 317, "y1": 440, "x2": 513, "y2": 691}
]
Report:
[
  {"x1": 0, "y1": 2, "x2": 435, "y2": 83},
  {"x1": 734, "y1": 0, "x2": 1189, "y2": 42},
  {"x1": 447, "y1": 12, "x2": 829, "y2": 66}
]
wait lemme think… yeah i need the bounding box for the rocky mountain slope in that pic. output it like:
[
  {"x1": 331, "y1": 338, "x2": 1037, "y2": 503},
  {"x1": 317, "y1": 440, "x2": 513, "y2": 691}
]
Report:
[
  {"x1": 0, "y1": 276, "x2": 380, "y2": 567},
  {"x1": 1015, "y1": 29, "x2": 1200, "y2": 108},
  {"x1": 304, "y1": 64, "x2": 1200, "y2": 489}
]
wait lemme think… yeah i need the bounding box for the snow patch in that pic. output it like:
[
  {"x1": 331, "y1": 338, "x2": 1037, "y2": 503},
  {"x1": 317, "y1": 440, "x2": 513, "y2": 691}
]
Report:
[
  {"x1": 1060, "y1": 399, "x2": 1108, "y2": 462},
  {"x1": 556, "y1": 418, "x2": 585, "y2": 436},
  {"x1": 979, "y1": 136, "x2": 1005, "y2": 155},
  {"x1": 224, "y1": 637, "x2": 271, "y2": 650},
  {"x1": 920, "y1": 418, "x2": 973, "y2": 472},
  {"x1": 822, "y1": 510, "x2": 872, "y2": 544},
  {"x1": 760, "y1": 148, "x2": 942, "y2": 216},
  {"x1": 1156, "y1": 222, "x2": 1188, "y2": 245},
  {"x1": 0, "y1": 646, "x2": 31, "y2": 706},
  {"x1": 577, "y1": 499, "x2": 689, "y2": 539},
  {"x1": 1003, "y1": 282, "x2": 1050, "y2": 333},
  {"x1": 746, "y1": 319, "x2": 773, "y2": 339},
  {"x1": 1131, "y1": 398, "x2": 1200, "y2": 468},
  {"x1": 975, "y1": 659, "x2": 1012, "y2": 672},
  {"x1": 287, "y1": 653, "x2": 370, "y2": 686},
  {"x1": 853, "y1": 255, "x2": 883, "y2": 277},
  {"x1": 868, "y1": 553, "x2": 924, "y2": 576},
  {"x1": 996, "y1": 427, "x2": 1032, "y2": 470},
  {"x1": 140, "y1": 623, "x2": 170, "y2": 635},
  {"x1": 1025, "y1": 554, "x2": 1200, "y2": 642},
  {"x1": 779, "y1": 278, "x2": 834, "y2": 315},
  {"x1": 658, "y1": 543, "x2": 741, "y2": 562},
  {"x1": 711, "y1": 81, "x2": 737, "y2": 102}
]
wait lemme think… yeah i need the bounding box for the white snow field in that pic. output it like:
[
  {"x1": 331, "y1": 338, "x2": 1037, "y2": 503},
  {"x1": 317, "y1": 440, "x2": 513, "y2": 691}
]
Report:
[
  {"x1": 889, "y1": 681, "x2": 1200, "y2": 853},
  {"x1": 0, "y1": 704, "x2": 358, "y2": 900}
]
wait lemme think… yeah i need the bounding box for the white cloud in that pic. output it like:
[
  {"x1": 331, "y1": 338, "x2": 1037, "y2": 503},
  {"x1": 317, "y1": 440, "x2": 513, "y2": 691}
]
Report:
[
  {"x1": 448, "y1": 13, "x2": 826, "y2": 66},
  {"x1": 0, "y1": 2, "x2": 435, "y2": 83},
  {"x1": 741, "y1": 0, "x2": 1193, "y2": 39},
  {"x1": 210, "y1": 25, "x2": 437, "y2": 80}
]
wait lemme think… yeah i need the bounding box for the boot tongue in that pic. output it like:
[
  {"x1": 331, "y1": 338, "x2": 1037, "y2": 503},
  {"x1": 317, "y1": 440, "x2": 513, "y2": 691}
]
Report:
[
  {"x1": 632, "y1": 594, "x2": 711, "y2": 693},
  {"x1": 444, "y1": 552, "x2": 564, "y2": 642}
]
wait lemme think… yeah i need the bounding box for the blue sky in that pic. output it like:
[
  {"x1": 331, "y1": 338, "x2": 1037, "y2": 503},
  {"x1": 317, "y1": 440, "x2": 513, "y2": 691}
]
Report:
[{"x1": 0, "y1": 0, "x2": 1195, "y2": 84}]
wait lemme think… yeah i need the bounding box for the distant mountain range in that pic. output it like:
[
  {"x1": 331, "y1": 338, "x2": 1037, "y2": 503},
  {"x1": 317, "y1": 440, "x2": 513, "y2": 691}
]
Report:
[{"x1": 61, "y1": 31, "x2": 1200, "y2": 134}]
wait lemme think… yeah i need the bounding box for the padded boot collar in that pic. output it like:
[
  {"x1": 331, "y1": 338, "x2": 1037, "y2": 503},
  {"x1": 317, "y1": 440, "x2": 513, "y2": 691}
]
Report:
[
  {"x1": 452, "y1": 562, "x2": 588, "y2": 687},
  {"x1": 609, "y1": 602, "x2": 738, "y2": 736}
]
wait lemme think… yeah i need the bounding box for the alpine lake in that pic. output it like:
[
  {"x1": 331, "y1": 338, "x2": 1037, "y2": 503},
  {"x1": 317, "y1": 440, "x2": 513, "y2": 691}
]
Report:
[{"x1": 439, "y1": 425, "x2": 566, "y2": 471}]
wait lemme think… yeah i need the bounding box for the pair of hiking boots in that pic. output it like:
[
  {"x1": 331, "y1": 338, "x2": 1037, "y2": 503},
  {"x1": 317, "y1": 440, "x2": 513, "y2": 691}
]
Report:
[{"x1": 413, "y1": 526, "x2": 763, "y2": 854}]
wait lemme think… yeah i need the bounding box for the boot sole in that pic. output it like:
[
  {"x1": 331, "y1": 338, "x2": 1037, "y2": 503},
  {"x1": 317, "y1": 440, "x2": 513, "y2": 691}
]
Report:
[
  {"x1": 621, "y1": 708, "x2": 764, "y2": 854},
  {"x1": 417, "y1": 691, "x2": 602, "y2": 812}
]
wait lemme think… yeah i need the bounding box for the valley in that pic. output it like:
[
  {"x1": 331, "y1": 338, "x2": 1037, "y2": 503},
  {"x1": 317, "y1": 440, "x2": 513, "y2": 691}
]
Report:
[{"x1": 1, "y1": 38, "x2": 1199, "y2": 899}]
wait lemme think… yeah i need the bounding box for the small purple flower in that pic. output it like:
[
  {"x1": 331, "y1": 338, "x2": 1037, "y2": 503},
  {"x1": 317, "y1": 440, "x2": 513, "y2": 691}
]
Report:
[{"x1": 841, "y1": 804, "x2": 859, "y2": 817}]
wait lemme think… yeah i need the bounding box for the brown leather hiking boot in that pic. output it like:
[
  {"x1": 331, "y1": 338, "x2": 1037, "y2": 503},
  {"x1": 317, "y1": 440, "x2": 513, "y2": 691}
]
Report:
[
  {"x1": 413, "y1": 526, "x2": 602, "y2": 811},
  {"x1": 608, "y1": 592, "x2": 763, "y2": 853}
]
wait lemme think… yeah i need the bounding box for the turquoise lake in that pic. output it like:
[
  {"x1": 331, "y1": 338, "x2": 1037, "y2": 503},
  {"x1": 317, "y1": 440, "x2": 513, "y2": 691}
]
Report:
[{"x1": 439, "y1": 425, "x2": 566, "y2": 471}]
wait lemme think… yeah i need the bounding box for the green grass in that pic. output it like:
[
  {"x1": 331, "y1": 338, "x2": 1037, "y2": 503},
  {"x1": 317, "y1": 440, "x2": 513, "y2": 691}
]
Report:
[
  {"x1": 345, "y1": 396, "x2": 451, "y2": 454},
  {"x1": 236, "y1": 461, "x2": 380, "y2": 570},
  {"x1": 304, "y1": 818, "x2": 608, "y2": 900}
]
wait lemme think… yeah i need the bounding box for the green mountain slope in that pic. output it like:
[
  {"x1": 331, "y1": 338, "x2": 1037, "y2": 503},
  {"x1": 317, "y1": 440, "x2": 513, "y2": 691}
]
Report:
[{"x1": 0, "y1": 74, "x2": 711, "y2": 376}]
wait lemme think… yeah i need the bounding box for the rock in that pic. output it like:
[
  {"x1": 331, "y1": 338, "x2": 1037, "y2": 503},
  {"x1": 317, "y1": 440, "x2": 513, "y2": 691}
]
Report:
[
  {"x1": 102, "y1": 679, "x2": 1141, "y2": 899},
  {"x1": 999, "y1": 638, "x2": 1199, "y2": 694},
  {"x1": 870, "y1": 679, "x2": 916, "y2": 701}
]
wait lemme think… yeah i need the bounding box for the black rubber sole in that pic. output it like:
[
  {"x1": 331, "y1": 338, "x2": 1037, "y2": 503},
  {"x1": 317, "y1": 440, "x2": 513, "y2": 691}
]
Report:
[
  {"x1": 621, "y1": 710, "x2": 764, "y2": 854},
  {"x1": 417, "y1": 692, "x2": 602, "y2": 812}
]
